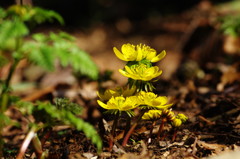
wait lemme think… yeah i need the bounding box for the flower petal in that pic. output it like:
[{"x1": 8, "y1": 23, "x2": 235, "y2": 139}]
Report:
[
  {"x1": 97, "y1": 100, "x2": 111, "y2": 109},
  {"x1": 113, "y1": 47, "x2": 126, "y2": 61},
  {"x1": 151, "y1": 50, "x2": 166, "y2": 63}
]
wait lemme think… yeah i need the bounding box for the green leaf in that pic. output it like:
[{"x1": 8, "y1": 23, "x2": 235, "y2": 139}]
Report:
[
  {"x1": 21, "y1": 32, "x2": 99, "y2": 78},
  {"x1": 220, "y1": 15, "x2": 240, "y2": 37},
  {"x1": 6, "y1": 5, "x2": 64, "y2": 25},
  {"x1": 32, "y1": 7, "x2": 64, "y2": 25},
  {"x1": 54, "y1": 98, "x2": 83, "y2": 115},
  {"x1": 22, "y1": 41, "x2": 55, "y2": 71},
  {"x1": 0, "y1": 8, "x2": 7, "y2": 19},
  {"x1": 16, "y1": 101, "x2": 34, "y2": 115},
  {"x1": 0, "y1": 113, "x2": 11, "y2": 127},
  {"x1": 69, "y1": 47, "x2": 99, "y2": 80},
  {"x1": 32, "y1": 33, "x2": 49, "y2": 42},
  {"x1": 0, "y1": 20, "x2": 28, "y2": 50},
  {"x1": 50, "y1": 32, "x2": 99, "y2": 79}
]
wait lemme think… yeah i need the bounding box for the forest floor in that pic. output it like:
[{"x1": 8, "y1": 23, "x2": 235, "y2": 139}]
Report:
[{"x1": 2, "y1": 1, "x2": 240, "y2": 159}]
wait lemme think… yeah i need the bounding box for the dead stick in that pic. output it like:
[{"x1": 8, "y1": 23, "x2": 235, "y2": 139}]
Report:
[{"x1": 22, "y1": 85, "x2": 56, "y2": 102}]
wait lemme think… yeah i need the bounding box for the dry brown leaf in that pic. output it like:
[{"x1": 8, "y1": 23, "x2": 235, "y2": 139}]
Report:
[
  {"x1": 197, "y1": 140, "x2": 226, "y2": 154},
  {"x1": 118, "y1": 141, "x2": 150, "y2": 159},
  {"x1": 217, "y1": 64, "x2": 240, "y2": 91},
  {"x1": 223, "y1": 36, "x2": 240, "y2": 55}
]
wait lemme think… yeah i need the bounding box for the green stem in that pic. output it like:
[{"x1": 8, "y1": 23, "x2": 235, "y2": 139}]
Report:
[
  {"x1": 16, "y1": 126, "x2": 38, "y2": 159},
  {"x1": 1, "y1": 36, "x2": 21, "y2": 112},
  {"x1": 32, "y1": 134, "x2": 43, "y2": 159},
  {"x1": 0, "y1": 60, "x2": 19, "y2": 112},
  {"x1": 0, "y1": 37, "x2": 21, "y2": 158},
  {"x1": 122, "y1": 110, "x2": 146, "y2": 147},
  {"x1": 16, "y1": 124, "x2": 44, "y2": 159}
]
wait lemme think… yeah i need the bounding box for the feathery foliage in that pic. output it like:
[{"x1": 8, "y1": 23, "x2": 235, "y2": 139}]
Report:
[
  {"x1": 0, "y1": 5, "x2": 101, "y2": 157},
  {"x1": 220, "y1": 14, "x2": 240, "y2": 37},
  {"x1": 16, "y1": 99, "x2": 102, "y2": 151},
  {"x1": 19, "y1": 32, "x2": 98, "y2": 79},
  {"x1": 0, "y1": 5, "x2": 98, "y2": 79}
]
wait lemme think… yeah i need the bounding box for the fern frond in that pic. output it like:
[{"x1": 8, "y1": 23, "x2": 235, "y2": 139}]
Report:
[
  {"x1": 6, "y1": 5, "x2": 64, "y2": 25},
  {"x1": 32, "y1": 7, "x2": 64, "y2": 25},
  {"x1": 16, "y1": 101, "x2": 34, "y2": 115},
  {"x1": 63, "y1": 111, "x2": 102, "y2": 151},
  {"x1": 21, "y1": 32, "x2": 98, "y2": 79},
  {"x1": 22, "y1": 41, "x2": 55, "y2": 71},
  {"x1": 50, "y1": 32, "x2": 99, "y2": 80},
  {"x1": 0, "y1": 8, "x2": 7, "y2": 19},
  {"x1": 16, "y1": 100, "x2": 102, "y2": 151},
  {"x1": 54, "y1": 98, "x2": 82, "y2": 115},
  {"x1": 0, "y1": 20, "x2": 28, "y2": 50},
  {"x1": 68, "y1": 46, "x2": 99, "y2": 80}
]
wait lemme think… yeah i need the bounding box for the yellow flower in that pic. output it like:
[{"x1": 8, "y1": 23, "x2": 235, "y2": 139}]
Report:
[
  {"x1": 119, "y1": 64, "x2": 162, "y2": 81},
  {"x1": 137, "y1": 91, "x2": 173, "y2": 109},
  {"x1": 97, "y1": 86, "x2": 136, "y2": 101},
  {"x1": 171, "y1": 113, "x2": 188, "y2": 127},
  {"x1": 142, "y1": 110, "x2": 162, "y2": 120},
  {"x1": 172, "y1": 118, "x2": 182, "y2": 127},
  {"x1": 176, "y1": 114, "x2": 188, "y2": 122},
  {"x1": 97, "y1": 96, "x2": 139, "y2": 111},
  {"x1": 114, "y1": 44, "x2": 138, "y2": 61},
  {"x1": 162, "y1": 109, "x2": 176, "y2": 121},
  {"x1": 113, "y1": 43, "x2": 166, "y2": 62}
]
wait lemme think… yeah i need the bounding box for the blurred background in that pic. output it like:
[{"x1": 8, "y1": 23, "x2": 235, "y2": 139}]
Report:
[{"x1": 0, "y1": 0, "x2": 239, "y2": 86}]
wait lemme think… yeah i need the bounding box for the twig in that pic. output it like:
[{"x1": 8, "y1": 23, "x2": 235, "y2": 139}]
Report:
[
  {"x1": 208, "y1": 107, "x2": 240, "y2": 122},
  {"x1": 191, "y1": 137, "x2": 198, "y2": 156},
  {"x1": 22, "y1": 85, "x2": 56, "y2": 102}
]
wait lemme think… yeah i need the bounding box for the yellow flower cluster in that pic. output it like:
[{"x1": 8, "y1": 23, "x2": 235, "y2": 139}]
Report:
[
  {"x1": 119, "y1": 64, "x2": 162, "y2": 81},
  {"x1": 142, "y1": 110, "x2": 162, "y2": 120},
  {"x1": 97, "y1": 96, "x2": 139, "y2": 111},
  {"x1": 137, "y1": 91, "x2": 172, "y2": 109},
  {"x1": 171, "y1": 113, "x2": 188, "y2": 127},
  {"x1": 114, "y1": 43, "x2": 165, "y2": 81},
  {"x1": 97, "y1": 90, "x2": 172, "y2": 114},
  {"x1": 142, "y1": 109, "x2": 188, "y2": 127},
  {"x1": 97, "y1": 43, "x2": 188, "y2": 145},
  {"x1": 97, "y1": 86, "x2": 136, "y2": 101},
  {"x1": 113, "y1": 43, "x2": 166, "y2": 62}
]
